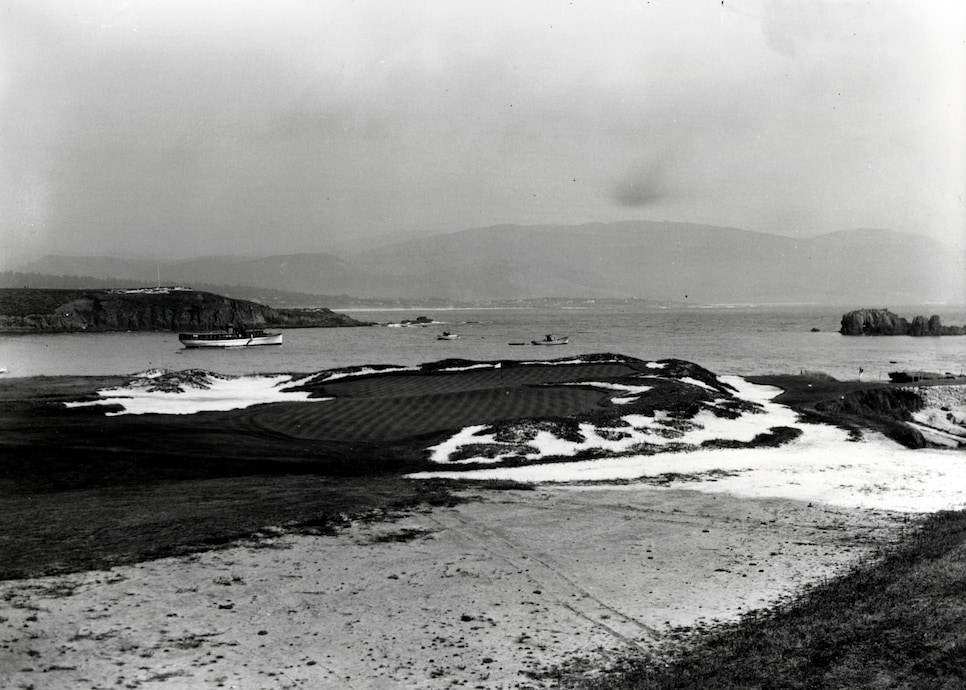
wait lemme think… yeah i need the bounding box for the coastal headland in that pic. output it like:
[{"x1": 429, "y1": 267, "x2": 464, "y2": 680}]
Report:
[
  {"x1": 1, "y1": 355, "x2": 964, "y2": 688},
  {"x1": 0, "y1": 287, "x2": 369, "y2": 333}
]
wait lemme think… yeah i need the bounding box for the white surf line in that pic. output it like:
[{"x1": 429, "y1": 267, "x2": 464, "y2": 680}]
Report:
[{"x1": 411, "y1": 376, "x2": 966, "y2": 514}]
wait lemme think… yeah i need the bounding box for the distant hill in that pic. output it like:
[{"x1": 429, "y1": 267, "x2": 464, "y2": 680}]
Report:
[
  {"x1": 6, "y1": 253, "x2": 364, "y2": 301},
  {"x1": 16, "y1": 222, "x2": 966, "y2": 304},
  {"x1": 0, "y1": 271, "x2": 355, "y2": 309}
]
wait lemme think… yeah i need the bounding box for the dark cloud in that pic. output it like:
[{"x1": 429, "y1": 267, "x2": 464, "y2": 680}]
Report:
[{"x1": 611, "y1": 162, "x2": 669, "y2": 208}]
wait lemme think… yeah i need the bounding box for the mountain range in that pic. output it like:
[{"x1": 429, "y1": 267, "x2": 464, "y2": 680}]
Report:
[{"x1": 16, "y1": 222, "x2": 966, "y2": 305}]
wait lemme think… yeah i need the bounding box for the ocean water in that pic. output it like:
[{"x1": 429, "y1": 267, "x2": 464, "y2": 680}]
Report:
[{"x1": 1, "y1": 305, "x2": 964, "y2": 381}]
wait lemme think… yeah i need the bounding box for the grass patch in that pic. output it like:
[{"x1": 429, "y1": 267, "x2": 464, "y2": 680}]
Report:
[
  {"x1": 472, "y1": 478, "x2": 536, "y2": 491},
  {"x1": 746, "y1": 374, "x2": 948, "y2": 448},
  {"x1": 562, "y1": 509, "x2": 966, "y2": 689},
  {"x1": 700, "y1": 425, "x2": 803, "y2": 449}
]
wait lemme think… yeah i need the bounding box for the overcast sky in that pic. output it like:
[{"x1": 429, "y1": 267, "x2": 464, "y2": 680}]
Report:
[{"x1": 1, "y1": 0, "x2": 963, "y2": 266}]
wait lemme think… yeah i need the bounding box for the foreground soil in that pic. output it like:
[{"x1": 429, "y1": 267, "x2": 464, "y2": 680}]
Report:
[{"x1": 0, "y1": 486, "x2": 906, "y2": 689}]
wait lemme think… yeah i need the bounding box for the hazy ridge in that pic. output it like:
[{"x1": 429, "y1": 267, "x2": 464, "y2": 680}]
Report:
[{"x1": 16, "y1": 222, "x2": 965, "y2": 305}]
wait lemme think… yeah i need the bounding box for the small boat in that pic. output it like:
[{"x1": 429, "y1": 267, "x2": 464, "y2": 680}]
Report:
[
  {"x1": 179, "y1": 326, "x2": 283, "y2": 348},
  {"x1": 437, "y1": 331, "x2": 460, "y2": 340},
  {"x1": 531, "y1": 334, "x2": 570, "y2": 346}
]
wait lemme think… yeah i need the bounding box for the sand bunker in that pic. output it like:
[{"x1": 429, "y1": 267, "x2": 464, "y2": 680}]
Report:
[
  {"x1": 413, "y1": 377, "x2": 966, "y2": 514},
  {"x1": 63, "y1": 369, "x2": 328, "y2": 415}
]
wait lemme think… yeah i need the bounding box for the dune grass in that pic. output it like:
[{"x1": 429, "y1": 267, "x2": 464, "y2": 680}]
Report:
[{"x1": 562, "y1": 509, "x2": 966, "y2": 690}]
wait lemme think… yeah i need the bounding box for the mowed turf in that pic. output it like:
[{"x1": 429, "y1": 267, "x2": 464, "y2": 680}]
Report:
[
  {"x1": 245, "y1": 386, "x2": 611, "y2": 442},
  {"x1": 304, "y1": 362, "x2": 640, "y2": 399},
  {"x1": 248, "y1": 362, "x2": 642, "y2": 442}
]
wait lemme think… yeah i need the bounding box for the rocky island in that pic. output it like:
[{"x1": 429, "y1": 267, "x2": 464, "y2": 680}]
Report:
[
  {"x1": 840, "y1": 308, "x2": 965, "y2": 336},
  {"x1": 0, "y1": 287, "x2": 370, "y2": 333}
]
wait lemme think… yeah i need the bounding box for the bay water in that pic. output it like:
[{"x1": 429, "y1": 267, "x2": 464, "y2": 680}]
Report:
[{"x1": 1, "y1": 305, "x2": 964, "y2": 381}]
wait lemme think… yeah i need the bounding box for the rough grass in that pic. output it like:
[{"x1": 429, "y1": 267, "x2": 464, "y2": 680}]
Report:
[
  {"x1": 747, "y1": 373, "x2": 965, "y2": 448},
  {"x1": 0, "y1": 474, "x2": 470, "y2": 580},
  {"x1": 1, "y1": 367, "x2": 607, "y2": 580},
  {"x1": 559, "y1": 510, "x2": 966, "y2": 690}
]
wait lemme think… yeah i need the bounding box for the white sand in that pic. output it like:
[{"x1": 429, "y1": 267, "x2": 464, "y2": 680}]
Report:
[
  {"x1": 64, "y1": 372, "x2": 329, "y2": 416},
  {"x1": 412, "y1": 377, "x2": 966, "y2": 515},
  {"x1": 562, "y1": 380, "x2": 654, "y2": 405},
  {"x1": 313, "y1": 365, "x2": 417, "y2": 381}
]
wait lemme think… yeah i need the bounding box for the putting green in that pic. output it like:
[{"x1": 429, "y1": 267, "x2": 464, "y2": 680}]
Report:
[{"x1": 248, "y1": 362, "x2": 643, "y2": 442}]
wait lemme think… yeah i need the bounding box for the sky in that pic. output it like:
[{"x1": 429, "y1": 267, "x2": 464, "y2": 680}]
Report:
[{"x1": 1, "y1": 0, "x2": 963, "y2": 266}]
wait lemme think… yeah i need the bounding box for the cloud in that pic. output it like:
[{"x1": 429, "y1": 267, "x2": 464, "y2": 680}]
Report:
[{"x1": 611, "y1": 162, "x2": 670, "y2": 208}]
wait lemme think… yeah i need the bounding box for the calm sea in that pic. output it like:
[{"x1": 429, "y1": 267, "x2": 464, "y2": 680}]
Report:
[{"x1": 1, "y1": 305, "x2": 964, "y2": 381}]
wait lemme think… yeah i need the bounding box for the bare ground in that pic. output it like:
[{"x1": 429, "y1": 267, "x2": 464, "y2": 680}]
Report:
[{"x1": 0, "y1": 486, "x2": 907, "y2": 690}]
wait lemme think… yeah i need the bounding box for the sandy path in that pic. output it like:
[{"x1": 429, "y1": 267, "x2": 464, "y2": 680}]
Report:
[{"x1": 0, "y1": 486, "x2": 906, "y2": 690}]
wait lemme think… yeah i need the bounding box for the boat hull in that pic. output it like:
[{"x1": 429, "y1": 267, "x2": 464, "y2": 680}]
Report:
[
  {"x1": 179, "y1": 333, "x2": 283, "y2": 348},
  {"x1": 531, "y1": 337, "x2": 569, "y2": 346}
]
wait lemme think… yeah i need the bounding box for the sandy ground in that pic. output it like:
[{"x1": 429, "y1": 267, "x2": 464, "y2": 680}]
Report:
[{"x1": 0, "y1": 485, "x2": 908, "y2": 690}]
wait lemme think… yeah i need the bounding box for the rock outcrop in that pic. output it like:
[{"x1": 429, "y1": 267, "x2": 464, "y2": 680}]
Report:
[
  {"x1": 840, "y1": 308, "x2": 964, "y2": 336},
  {"x1": 0, "y1": 288, "x2": 370, "y2": 333}
]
